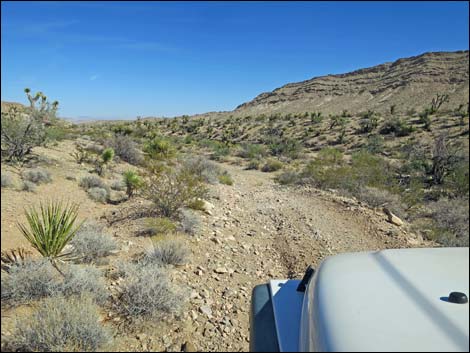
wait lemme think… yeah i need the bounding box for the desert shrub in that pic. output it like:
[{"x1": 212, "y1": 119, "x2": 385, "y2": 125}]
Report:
[
  {"x1": 301, "y1": 150, "x2": 396, "y2": 193},
  {"x1": 70, "y1": 222, "x2": 118, "y2": 264},
  {"x1": 17, "y1": 201, "x2": 83, "y2": 263},
  {"x1": 142, "y1": 239, "x2": 189, "y2": 266},
  {"x1": 246, "y1": 159, "x2": 261, "y2": 170},
  {"x1": 218, "y1": 171, "x2": 234, "y2": 185},
  {"x1": 94, "y1": 148, "x2": 114, "y2": 176},
  {"x1": 359, "y1": 110, "x2": 379, "y2": 133},
  {"x1": 365, "y1": 134, "x2": 384, "y2": 154},
  {"x1": 79, "y1": 175, "x2": 106, "y2": 189},
  {"x1": 261, "y1": 159, "x2": 283, "y2": 172},
  {"x1": 238, "y1": 143, "x2": 268, "y2": 159},
  {"x1": 446, "y1": 159, "x2": 469, "y2": 196},
  {"x1": 21, "y1": 180, "x2": 37, "y2": 192},
  {"x1": 275, "y1": 170, "x2": 301, "y2": 185},
  {"x1": 144, "y1": 137, "x2": 175, "y2": 160},
  {"x1": 180, "y1": 156, "x2": 222, "y2": 184},
  {"x1": 267, "y1": 137, "x2": 302, "y2": 159},
  {"x1": 380, "y1": 118, "x2": 414, "y2": 136},
  {"x1": 106, "y1": 134, "x2": 143, "y2": 165},
  {"x1": 118, "y1": 262, "x2": 184, "y2": 319},
  {"x1": 22, "y1": 167, "x2": 52, "y2": 184},
  {"x1": 1, "y1": 172, "x2": 14, "y2": 188},
  {"x1": 59, "y1": 265, "x2": 108, "y2": 304},
  {"x1": 209, "y1": 142, "x2": 231, "y2": 161},
  {"x1": 8, "y1": 295, "x2": 111, "y2": 352},
  {"x1": 80, "y1": 175, "x2": 110, "y2": 194},
  {"x1": 87, "y1": 187, "x2": 108, "y2": 203},
  {"x1": 431, "y1": 134, "x2": 464, "y2": 186},
  {"x1": 178, "y1": 208, "x2": 201, "y2": 236},
  {"x1": 1, "y1": 258, "x2": 59, "y2": 305},
  {"x1": 142, "y1": 217, "x2": 177, "y2": 236},
  {"x1": 110, "y1": 179, "x2": 126, "y2": 191},
  {"x1": 428, "y1": 198, "x2": 469, "y2": 246},
  {"x1": 143, "y1": 169, "x2": 208, "y2": 218},
  {"x1": 1, "y1": 259, "x2": 108, "y2": 307},
  {"x1": 355, "y1": 187, "x2": 407, "y2": 219},
  {"x1": 187, "y1": 198, "x2": 206, "y2": 211},
  {"x1": 122, "y1": 170, "x2": 143, "y2": 197},
  {"x1": 1, "y1": 90, "x2": 58, "y2": 162}
]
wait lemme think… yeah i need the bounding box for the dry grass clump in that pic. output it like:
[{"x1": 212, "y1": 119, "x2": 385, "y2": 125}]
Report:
[{"x1": 22, "y1": 167, "x2": 52, "y2": 184}]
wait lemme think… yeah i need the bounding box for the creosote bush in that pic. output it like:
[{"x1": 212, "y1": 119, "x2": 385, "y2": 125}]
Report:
[
  {"x1": 7, "y1": 295, "x2": 111, "y2": 352},
  {"x1": 143, "y1": 168, "x2": 208, "y2": 218}
]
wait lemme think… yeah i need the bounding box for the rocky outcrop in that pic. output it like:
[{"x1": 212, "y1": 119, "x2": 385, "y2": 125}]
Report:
[{"x1": 235, "y1": 51, "x2": 469, "y2": 115}]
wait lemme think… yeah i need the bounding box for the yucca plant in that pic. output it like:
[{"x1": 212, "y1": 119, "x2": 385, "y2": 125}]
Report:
[
  {"x1": 17, "y1": 201, "x2": 83, "y2": 270},
  {"x1": 96, "y1": 148, "x2": 114, "y2": 176},
  {"x1": 123, "y1": 170, "x2": 143, "y2": 198}
]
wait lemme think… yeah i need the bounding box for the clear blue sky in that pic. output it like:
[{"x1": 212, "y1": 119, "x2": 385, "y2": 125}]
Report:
[{"x1": 1, "y1": 1, "x2": 469, "y2": 119}]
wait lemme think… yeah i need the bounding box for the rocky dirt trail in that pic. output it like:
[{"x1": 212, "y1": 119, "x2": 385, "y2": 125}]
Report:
[{"x1": 176, "y1": 162, "x2": 425, "y2": 352}]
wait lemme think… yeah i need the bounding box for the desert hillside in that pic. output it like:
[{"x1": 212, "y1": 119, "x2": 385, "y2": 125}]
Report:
[
  {"x1": 1, "y1": 50, "x2": 469, "y2": 352},
  {"x1": 235, "y1": 50, "x2": 469, "y2": 116}
]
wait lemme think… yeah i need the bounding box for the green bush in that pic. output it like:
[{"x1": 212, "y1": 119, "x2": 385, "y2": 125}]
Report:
[
  {"x1": 380, "y1": 118, "x2": 415, "y2": 136},
  {"x1": 261, "y1": 159, "x2": 283, "y2": 172},
  {"x1": 238, "y1": 143, "x2": 268, "y2": 159},
  {"x1": 218, "y1": 171, "x2": 234, "y2": 185},
  {"x1": 143, "y1": 168, "x2": 208, "y2": 218},
  {"x1": 144, "y1": 137, "x2": 175, "y2": 160},
  {"x1": 142, "y1": 217, "x2": 177, "y2": 236}
]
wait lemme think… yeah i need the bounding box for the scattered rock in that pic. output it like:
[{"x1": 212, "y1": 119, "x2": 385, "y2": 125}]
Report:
[
  {"x1": 214, "y1": 267, "x2": 228, "y2": 274},
  {"x1": 199, "y1": 305, "x2": 212, "y2": 317},
  {"x1": 383, "y1": 208, "x2": 404, "y2": 226}
]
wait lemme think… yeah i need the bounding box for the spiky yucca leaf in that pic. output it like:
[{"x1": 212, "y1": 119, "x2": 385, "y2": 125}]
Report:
[{"x1": 17, "y1": 201, "x2": 83, "y2": 261}]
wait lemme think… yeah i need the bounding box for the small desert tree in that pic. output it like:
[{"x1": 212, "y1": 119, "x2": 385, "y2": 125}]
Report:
[
  {"x1": 95, "y1": 148, "x2": 114, "y2": 176},
  {"x1": 123, "y1": 170, "x2": 143, "y2": 198},
  {"x1": 430, "y1": 93, "x2": 449, "y2": 114},
  {"x1": 431, "y1": 134, "x2": 462, "y2": 185},
  {"x1": 1, "y1": 89, "x2": 58, "y2": 162}
]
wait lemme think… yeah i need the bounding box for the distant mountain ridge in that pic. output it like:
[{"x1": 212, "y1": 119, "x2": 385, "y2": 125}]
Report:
[{"x1": 235, "y1": 50, "x2": 469, "y2": 115}]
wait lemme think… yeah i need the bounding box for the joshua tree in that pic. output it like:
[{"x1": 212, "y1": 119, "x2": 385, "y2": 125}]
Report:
[
  {"x1": 430, "y1": 93, "x2": 449, "y2": 114},
  {"x1": 123, "y1": 170, "x2": 143, "y2": 198}
]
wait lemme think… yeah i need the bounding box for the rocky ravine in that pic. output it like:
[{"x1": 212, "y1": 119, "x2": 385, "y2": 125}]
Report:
[{"x1": 168, "y1": 162, "x2": 430, "y2": 352}]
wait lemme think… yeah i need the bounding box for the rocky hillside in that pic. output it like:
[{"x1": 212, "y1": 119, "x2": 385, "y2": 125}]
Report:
[{"x1": 235, "y1": 50, "x2": 469, "y2": 116}]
